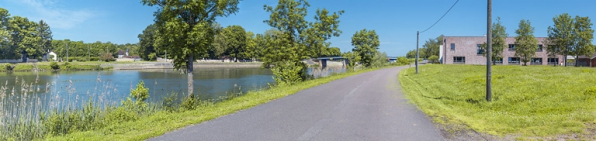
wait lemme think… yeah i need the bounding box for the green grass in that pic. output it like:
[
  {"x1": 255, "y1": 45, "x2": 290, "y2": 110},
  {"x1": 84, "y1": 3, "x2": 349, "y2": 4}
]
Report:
[
  {"x1": 0, "y1": 63, "x2": 106, "y2": 71},
  {"x1": 399, "y1": 64, "x2": 596, "y2": 137},
  {"x1": 40, "y1": 66, "x2": 385, "y2": 141}
]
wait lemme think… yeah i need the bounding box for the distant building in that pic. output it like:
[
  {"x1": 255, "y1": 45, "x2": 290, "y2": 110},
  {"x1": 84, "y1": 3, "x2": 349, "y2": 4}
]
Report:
[
  {"x1": 440, "y1": 36, "x2": 565, "y2": 65},
  {"x1": 576, "y1": 52, "x2": 596, "y2": 67},
  {"x1": 118, "y1": 50, "x2": 126, "y2": 58}
]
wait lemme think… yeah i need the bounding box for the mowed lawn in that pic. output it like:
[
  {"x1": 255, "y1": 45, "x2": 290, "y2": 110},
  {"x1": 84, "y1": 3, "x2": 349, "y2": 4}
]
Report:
[{"x1": 399, "y1": 64, "x2": 596, "y2": 137}]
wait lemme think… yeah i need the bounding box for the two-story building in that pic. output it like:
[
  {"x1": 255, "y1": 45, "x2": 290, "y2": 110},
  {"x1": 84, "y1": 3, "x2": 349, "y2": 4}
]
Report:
[{"x1": 440, "y1": 36, "x2": 565, "y2": 65}]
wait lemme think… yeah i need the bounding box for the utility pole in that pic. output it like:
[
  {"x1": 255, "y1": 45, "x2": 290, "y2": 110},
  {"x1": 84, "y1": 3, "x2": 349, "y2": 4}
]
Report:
[
  {"x1": 486, "y1": 0, "x2": 492, "y2": 102},
  {"x1": 416, "y1": 31, "x2": 419, "y2": 74}
]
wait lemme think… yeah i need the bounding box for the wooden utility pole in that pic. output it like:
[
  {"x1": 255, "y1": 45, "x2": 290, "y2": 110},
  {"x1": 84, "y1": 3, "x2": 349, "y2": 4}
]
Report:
[
  {"x1": 486, "y1": 0, "x2": 492, "y2": 101},
  {"x1": 416, "y1": 31, "x2": 419, "y2": 74}
]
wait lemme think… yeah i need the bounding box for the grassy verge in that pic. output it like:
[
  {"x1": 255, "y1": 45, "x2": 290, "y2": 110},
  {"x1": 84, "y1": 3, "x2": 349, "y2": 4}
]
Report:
[
  {"x1": 399, "y1": 64, "x2": 596, "y2": 139},
  {"x1": 36, "y1": 66, "x2": 385, "y2": 140}
]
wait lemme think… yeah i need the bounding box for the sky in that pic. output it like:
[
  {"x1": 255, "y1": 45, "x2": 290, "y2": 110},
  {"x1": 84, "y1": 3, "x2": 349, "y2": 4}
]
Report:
[{"x1": 1, "y1": 0, "x2": 595, "y2": 56}]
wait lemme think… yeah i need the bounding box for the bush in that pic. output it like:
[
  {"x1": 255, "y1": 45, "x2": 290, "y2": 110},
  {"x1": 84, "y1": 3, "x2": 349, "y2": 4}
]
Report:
[
  {"x1": 3, "y1": 63, "x2": 12, "y2": 71},
  {"x1": 101, "y1": 53, "x2": 115, "y2": 62},
  {"x1": 89, "y1": 57, "x2": 100, "y2": 61},
  {"x1": 148, "y1": 53, "x2": 157, "y2": 61},
  {"x1": 68, "y1": 57, "x2": 89, "y2": 62},
  {"x1": 50, "y1": 62, "x2": 60, "y2": 69},
  {"x1": 428, "y1": 55, "x2": 439, "y2": 64},
  {"x1": 131, "y1": 81, "x2": 150, "y2": 106},
  {"x1": 397, "y1": 57, "x2": 410, "y2": 65},
  {"x1": 271, "y1": 61, "x2": 307, "y2": 85},
  {"x1": 62, "y1": 62, "x2": 72, "y2": 69}
]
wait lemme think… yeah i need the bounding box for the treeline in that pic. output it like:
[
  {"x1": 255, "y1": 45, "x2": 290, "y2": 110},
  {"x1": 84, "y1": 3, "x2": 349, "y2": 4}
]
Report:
[
  {"x1": 137, "y1": 23, "x2": 342, "y2": 61},
  {"x1": 0, "y1": 8, "x2": 52, "y2": 60},
  {"x1": 0, "y1": 8, "x2": 140, "y2": 62}
]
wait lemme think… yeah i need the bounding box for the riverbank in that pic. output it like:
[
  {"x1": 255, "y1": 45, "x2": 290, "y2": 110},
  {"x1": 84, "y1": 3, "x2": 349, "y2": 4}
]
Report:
[
  {"x1": 35, "y1": 66, "x2": 389, "y2": 141},
  {"x1": 1, "y1": 62, "x2": 106, "y2": 72},
  {"x1": 399, "y1": 65, "x2": 596, "y2": 140}
]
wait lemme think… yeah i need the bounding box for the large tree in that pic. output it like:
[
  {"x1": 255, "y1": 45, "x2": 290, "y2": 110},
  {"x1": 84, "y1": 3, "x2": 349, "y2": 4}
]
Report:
[
  {"x1": 262, "y1": 0, "x2": 343, "y2": 84},
  {"x1": 514, "y1": 19, "x2": 538, "y2": 66},
  {"x1": 571, "y1": 16, "x2": 595, "y2": 66},
  {"x1": 481, "y1": 17, "x2": 507, "y2": 65},
  {"x1": 222, "y1": 25, "x2": 246, "y2": 60},
  {"x1": 138, "y1": 24, "x2": 157, "y2": 61},
  {"x1": 547, "y1": 13, "x2": 574, "y2": 66},
  {"x1": 142, "y1": 0, "x2": 240, "y2": 96},
  {"x1": 37, "y1": 20, "x2": 52, "y2": 60},
  {"x1": 0, "y1": 8, "x2": 10, "y2": 59},
  {"x1": 9, "y1": 16, "x2": 40, "y2": 60},
  {"x1": 351, "y1": 29, "x2": 380, "y2": 67}
]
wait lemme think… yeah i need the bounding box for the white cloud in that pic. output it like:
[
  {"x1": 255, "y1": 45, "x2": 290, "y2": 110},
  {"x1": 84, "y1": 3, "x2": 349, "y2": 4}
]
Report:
[{"x1": 12, "y1": 0, "x2": 94, "y2": 29}]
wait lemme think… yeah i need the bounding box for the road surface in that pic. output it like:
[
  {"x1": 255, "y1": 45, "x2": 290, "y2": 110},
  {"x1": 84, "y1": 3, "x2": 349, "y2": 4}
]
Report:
[{"x1": 150, "y1": 66, "x2": 443, "y2": 141}]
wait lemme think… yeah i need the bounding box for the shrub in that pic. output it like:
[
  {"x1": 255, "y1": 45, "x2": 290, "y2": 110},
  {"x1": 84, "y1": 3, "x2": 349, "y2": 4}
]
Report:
[
  {"x1": 131, "y1": 81, "x2": 150, "y2": 106},
  {"x1": 180, "y1": 94, "x2": 198, "y2": 111},
  {"x1": 272, "y1": 61, "x2": 307, "y2": 85},
  {"x1": 428, "y1": 55, "x2": 439, "y2": 64},
  {"x1": 397, "y1": 57, "x2": 410, "y2": 65},
  {"x1": 101, "y1": 53, "x2": 115, "y2": 62},
  {"x1": 62, "y1": 62, "x2": 72, "y2": 69},
  {"x1": 148, "y1": 53, "x2": 157, "y2": 61},
  {"x1": 89, "y1": 57, "x2": 100, "y2": 61},
  {"x1": 3, "y1": 63, "x2": 12, "y2": 71},
  {"x1": 50, "y1": 62, "x2": 60, "y2": 69}
]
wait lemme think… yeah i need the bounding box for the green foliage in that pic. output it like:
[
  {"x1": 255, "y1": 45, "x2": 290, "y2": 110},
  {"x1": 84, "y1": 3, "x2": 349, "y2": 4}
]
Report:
[
  {"x1": 428, "y1": 55, "x2": 439, "y2": 64},
  {"x1": 396, "y1": 57, "x2": 410, "y2": 65},
  {"x1": 400, "y1": 65, "x2": 596, "y2": 137},
  {"x1": 342, "y1": 51, "x2": 361, "y2": 71},
  {"x1": 148, "y1": 53, "x2": 157, "y2": 61},
  {"x1": 62, "y1": 62, "x2": 71, "y2": 69},
  {"x1": 421, "y1": 35, "x2": 443, "y2": 59},
  {"x1": 100, "y1": 52, "x2": 114, "y2": 62},
  {"x1": 162, "y1": 93, "x2": 179, "y2": 112},
  {"x1": 12, "y1": 64, "x2": 33, "y2": 71},
  {"x1": 271, "y1": 61, "x2": 307, "y2": 85},
  {"x1": 351, "y1": 29, "x2": 380, "y2": 68},
  {"x1": 131, "y1": 81, "x2": 150, "y2": 107},
  {"x1": 180, "y1": 94, "x2": 199, "y2": 111},
  {"x1": 371, "y1": 51, "x2": 388, "y2": 68},
  {"x1": 481, "y1": 17, "x2": 507, "y2": 64},
  {"x1": 514, "y1": 19, "x2": 538, "y2": 66},
  {"x1": 3, "y1": 63, "x2": 12, "y2": 70},
  {"x1": 138, "y1": 24, "x2": 157, "y2": 61},
  {"x1": 547, "y1": 13, "x2": 595, "y2": 66},
  {"x1": 37, "y1": 20, "x2": 52, "y2": 56},
  {"x1": 50, "y1": 62, "x2": 59, "y2": 69}
]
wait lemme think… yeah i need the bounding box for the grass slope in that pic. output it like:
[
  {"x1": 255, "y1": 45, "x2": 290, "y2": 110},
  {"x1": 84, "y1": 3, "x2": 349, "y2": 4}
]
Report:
[
  {"x1": 399, "y1": 64, "x2": 596, "y2": 138},
  {"x1": 45, "y1": 67, "x2": 384, "y2": 141}
]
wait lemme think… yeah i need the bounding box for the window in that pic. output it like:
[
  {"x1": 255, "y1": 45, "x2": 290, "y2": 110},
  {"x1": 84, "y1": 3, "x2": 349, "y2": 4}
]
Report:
[
  {"x1": 508, "y1": 57, "x2": 520, "y2": 64},
  {"x1": 547, "y1": 58, "x2": 559, "y2": 65},
  {"x1": 508, "y1": 44, "x2": 516, "y2": 51},
  {"x1": 477, "y1": 44, "x2": 484, "y2": 54},
  {"x1": 493, "y1": 58, "x2": 503, "y2": 64},
  {"x1": 453, "y1": 56, "x2": 465, "y2": 64},
  {"x1": 536, "y1": 45, "x2": 543, "y2": 52},
  {"x1": 531, "y1": 58, "x2": 543, "y2": 65},
  {"x1": 450, "y1": 43, "x2": 455, "y2": 50}
]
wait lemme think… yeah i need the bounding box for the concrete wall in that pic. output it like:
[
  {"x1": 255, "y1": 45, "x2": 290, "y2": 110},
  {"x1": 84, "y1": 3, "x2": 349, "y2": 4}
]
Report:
[{"x1": 442, "y1": 36, "x2": 564, "y2": 65}]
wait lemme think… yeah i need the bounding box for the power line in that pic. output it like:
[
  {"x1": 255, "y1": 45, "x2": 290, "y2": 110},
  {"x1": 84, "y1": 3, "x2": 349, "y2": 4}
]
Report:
[{"x1": 420, "y1": 0, "x2": 460, "y2": 33}]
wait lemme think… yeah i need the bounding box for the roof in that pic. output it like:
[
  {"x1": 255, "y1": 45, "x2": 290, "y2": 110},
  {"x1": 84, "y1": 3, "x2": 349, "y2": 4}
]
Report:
[
  {"x1": 577, "y1": 52, "x2": 596, "y2": 59},
  {"x1": 118, "y1": 50, "x2": 125, "y2": 55}
]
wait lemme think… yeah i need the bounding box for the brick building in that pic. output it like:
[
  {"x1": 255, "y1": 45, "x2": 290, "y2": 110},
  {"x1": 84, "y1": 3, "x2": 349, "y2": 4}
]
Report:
[{"x1": 440, "y1": 36, "x2": 565, "y2": 65}]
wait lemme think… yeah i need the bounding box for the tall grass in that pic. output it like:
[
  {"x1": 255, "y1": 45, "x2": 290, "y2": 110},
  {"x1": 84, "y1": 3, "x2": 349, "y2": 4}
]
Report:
[{"x1": 399, "y1": 64, "x2": 596, "y2": 138}]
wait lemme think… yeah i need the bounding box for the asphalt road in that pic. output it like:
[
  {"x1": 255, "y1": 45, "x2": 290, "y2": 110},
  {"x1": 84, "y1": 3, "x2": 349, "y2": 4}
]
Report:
[{"x1": 150, "y1": 66, "x2": 443, "y2": 141}]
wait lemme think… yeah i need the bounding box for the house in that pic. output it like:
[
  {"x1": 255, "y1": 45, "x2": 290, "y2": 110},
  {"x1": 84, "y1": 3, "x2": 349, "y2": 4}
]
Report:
[
  {"x1": 118, "y1": 50, "x2": 126, "y2": 58},
  {"x1": 576, "y1": 52, "x2": 596, "y2": 67},
  {"x1": 440, "y1": 36, "x2": 565, "y2": 65}
]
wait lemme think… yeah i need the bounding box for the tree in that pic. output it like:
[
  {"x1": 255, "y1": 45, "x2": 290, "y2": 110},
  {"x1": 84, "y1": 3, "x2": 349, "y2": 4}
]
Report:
[
  {"x1": 421, "y1": 35, "x2": 443, "y2": 59},
  {"x1": 222, "y1": 25, "x2": 246, "y2": 61},
  {"x1": 351, "y1": 29, "x2": 380, "y2": 67},
  {"x1": 342, "y1": 51, "x2": 360, "y2": 71},
  {"x1": 371, "y1": 51, "x2": 387, "y2": 68},
  {"x1": 37, "y1": 20, "x2": 52, "y2": 61},
  {"x1": 262, "y1": 0, "x2": 343, "y2": 84},
  {"x1": 406, "y1": 49, "x2": 416, "y2": 59},
  {"x1": 0, "y1": 8, "x2": 10, "y2": 59},
  {"x1": 142, "y1": 0, "x2": 240, "y2": 96},
  {"x1": 481, "y1": 17, "x2": 507, "y2": 65},
  {"x1": 138, "y1": 24, "x2": 157, "y2": 61},
  {"x1": 9, "y1": 16, "x2": 40, "y2": 60},
  {"x1": 514, "y1": 19, "x2": 538, "y2": 66},
  {"x1": 428, "y1": 55, "x2": 439, "y2": 64},
  {"x1": 571, "y1": 16, "x2": 594, "y2": 66},
  {"x1": 547, "y1": 13, "x2": 574, "y2": 67}
]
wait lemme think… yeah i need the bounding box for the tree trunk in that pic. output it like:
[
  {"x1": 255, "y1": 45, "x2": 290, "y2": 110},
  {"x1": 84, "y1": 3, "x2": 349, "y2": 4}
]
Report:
[
  {"x1": 187, "y1": 54, "x2": 194, "y2": 97},
  {"x1": 575, "y1": 55, "x2": 579, "y2": 67}
]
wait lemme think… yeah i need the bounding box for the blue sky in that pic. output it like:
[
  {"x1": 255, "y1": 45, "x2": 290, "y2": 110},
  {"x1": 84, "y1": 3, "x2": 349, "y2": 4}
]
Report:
[{"x1": 1, "y1": 0, "x2": 595, "y2": 56}]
